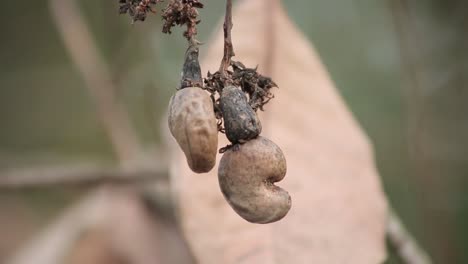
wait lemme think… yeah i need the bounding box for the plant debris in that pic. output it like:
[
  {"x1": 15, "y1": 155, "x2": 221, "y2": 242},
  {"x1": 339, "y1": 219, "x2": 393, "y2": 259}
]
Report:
[{"x1": 231, "y1": 62, "x2": 277, "y2": 111}]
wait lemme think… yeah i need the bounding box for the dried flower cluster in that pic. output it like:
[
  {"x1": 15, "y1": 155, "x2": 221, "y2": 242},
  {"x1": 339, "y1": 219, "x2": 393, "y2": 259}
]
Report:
[
  {"x1": 118, "y1": 0, "x2": 203, "y2": 40},
  {"x1": 119, "y1": 0, "x2": 162, "y2": 22},
  {"x1": 162, "y1": 0, "x2": 204, "y2": 40}
]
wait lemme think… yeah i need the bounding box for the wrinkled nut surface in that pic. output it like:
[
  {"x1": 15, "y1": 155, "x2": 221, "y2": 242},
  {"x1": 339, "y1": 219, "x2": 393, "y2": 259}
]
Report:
[
  {"x1": 169, "y1": 87, "x2": 218, "y2": 173},
  {"x1": 218, "y1": 136, "x2": 291, "y2": 224},
  {"x1": 220, "y1": 86, "x2": 262, "y2": 143}
]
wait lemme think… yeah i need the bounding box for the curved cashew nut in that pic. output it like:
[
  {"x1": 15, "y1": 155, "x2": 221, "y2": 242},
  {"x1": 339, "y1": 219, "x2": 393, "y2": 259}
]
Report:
[{"x1": 218, "y1": 136, "x2": 291, "y2": 224}]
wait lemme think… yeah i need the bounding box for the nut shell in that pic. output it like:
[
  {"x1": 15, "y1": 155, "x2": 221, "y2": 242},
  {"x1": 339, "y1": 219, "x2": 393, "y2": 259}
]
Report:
[
  {"x1": 218, "y1": 136, "x2": 291, "y2": 224},
  {"x1": 168, "y1": 87, "x2": 218, "y2": 173}
]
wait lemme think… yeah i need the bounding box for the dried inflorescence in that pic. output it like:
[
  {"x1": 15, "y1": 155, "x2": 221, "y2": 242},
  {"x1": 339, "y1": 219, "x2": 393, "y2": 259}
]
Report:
[
  {"x1": 119, "y1": 0, "x2": 162, "y2": 22},
  {"x1": 118, "y1": 0, "x2": 203, "y2": 40},
  {"x1": 162, "y1": 0, "x2": 204, "y2": 40}
]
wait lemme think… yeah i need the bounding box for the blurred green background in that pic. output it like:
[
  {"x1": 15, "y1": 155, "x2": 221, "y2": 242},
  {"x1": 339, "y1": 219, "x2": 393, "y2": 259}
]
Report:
[{"x1": 0, "y1": 0, "x2": 467, "y2": 263}]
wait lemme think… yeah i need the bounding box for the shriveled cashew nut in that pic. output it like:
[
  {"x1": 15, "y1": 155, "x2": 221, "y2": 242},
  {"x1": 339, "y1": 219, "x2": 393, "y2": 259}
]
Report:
[
  {"x1": 218, "y1": 136, "x2": 291, "y2": 224},
  {"x1": 168, "y1": 87, "x2": 218, "y2": 173},
  {"x1": 220, "y1": 85, "x2": 262, "y2": 143}
]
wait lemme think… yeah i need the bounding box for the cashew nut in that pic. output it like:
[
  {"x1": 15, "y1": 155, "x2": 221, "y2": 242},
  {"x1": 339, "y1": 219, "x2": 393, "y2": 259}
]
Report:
[
  {"x1": 220, "y1": 85, "x2": 262, "y2": 143},
  {"x1": 218, "y1": 136, "x2": 291, "y2": 224},
  {"x1": 168, "y1": 87, "x2": 218, "y2": 173}
]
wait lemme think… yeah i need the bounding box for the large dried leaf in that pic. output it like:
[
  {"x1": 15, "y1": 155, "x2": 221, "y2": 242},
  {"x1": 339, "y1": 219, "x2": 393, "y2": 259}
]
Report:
[{"x1": 169, "y1": 0, "x2": 388, "y2": 263}]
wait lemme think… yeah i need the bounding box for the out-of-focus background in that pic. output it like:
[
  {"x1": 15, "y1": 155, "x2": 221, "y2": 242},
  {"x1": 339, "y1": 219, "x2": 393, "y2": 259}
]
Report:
[{"x1": 0, "y1": 0, "x2": 467, "y2": 263}]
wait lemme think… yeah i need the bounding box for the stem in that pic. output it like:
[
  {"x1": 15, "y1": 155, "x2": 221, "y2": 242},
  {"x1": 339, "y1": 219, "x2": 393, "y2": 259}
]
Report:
[
  {"x1": 0, "y1": 163, "x2": 166, "y2": 190},
  {"x1": 50, "y1": 0, "x2": 143, "y2": 165},
  {"x1": 387, "y1": 207, "x2": 433, "y2": 264},
  {"x1": 219, "y1": 0, "x2": 235, "y2": 79}
]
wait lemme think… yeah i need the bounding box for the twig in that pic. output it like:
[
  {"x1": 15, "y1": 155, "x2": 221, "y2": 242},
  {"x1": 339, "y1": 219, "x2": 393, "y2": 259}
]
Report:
[
  {"x1": 219, "y1": 0, "x2": 234, "y2": 78},
  {"x1": 387, "y1": 207, "x2": 432, "y2": 264},
  {"x1": 386, "y1": 2, "x2": 434, "y2": 263},
  {"x1": 0, "y1": 163, "x2": 167, "y2": 190},
  {"x1": 50, "y1": 0, "x2": 143, "y2": 164},
  {"x1": 6, "y1": 189, "x2": 112, "y2": 264},
  {"x1": 6, "y1": 187, "x2": 174, "y2": 264}
]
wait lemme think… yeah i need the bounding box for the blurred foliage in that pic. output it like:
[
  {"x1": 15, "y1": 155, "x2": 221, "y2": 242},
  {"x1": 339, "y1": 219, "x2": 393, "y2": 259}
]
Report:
[{"x1": 0, "y1": 0, "x2": 466, "y2": 263}]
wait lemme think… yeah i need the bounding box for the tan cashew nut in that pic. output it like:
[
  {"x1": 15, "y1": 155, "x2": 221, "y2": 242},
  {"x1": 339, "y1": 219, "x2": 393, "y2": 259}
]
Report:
[
  {"x1": 168, "y1": 87, "x2": 218, "y2": 173},
  {"x1": 218, "y1": 136, "x2": 291, "y2": 224}
]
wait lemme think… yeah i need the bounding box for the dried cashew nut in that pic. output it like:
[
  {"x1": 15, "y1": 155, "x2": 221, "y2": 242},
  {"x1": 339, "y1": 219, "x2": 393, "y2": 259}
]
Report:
[
  {"x1": 168, "y1": 88, "x2": 218, "y2": 173},
  {"x1": 220, "y1": 85, "x2": 262, "y2": 143}
]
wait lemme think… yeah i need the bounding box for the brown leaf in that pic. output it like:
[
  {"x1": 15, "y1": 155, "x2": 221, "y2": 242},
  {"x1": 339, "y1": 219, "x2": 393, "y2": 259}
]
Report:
[{"x1": 169, "y1": 0, "x2": 388, "y2": 263}]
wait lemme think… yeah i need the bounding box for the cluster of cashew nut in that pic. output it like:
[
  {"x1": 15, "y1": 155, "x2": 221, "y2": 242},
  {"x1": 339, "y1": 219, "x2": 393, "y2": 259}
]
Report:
[
  {"x1": 119, "y1": 0, "x2": 290, "y2": 224},
  {"x1": 168, "y1": 44, "x2": 291, "y2": 224}
]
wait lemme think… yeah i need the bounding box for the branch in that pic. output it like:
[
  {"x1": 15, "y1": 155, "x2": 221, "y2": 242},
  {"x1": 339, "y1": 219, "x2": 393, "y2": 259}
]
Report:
[
  {"x1": 5, "y1": 187, "x2": 175, "y2": 264},
  {"x1": 387, "y1": 207, "x2": 433, "y2": 264},
  {"x1": 386, "y1": 2, "x2": 434, "y2": 263},
  {"x1": 49, "y1": 0, "x2": 143, "y2": 164},
  {"x1": 219, "y1": 0, "x2": 234, "y2": 77},
  {"x1": 0, "y1": 163, "x2": 167, "y2": 190}
]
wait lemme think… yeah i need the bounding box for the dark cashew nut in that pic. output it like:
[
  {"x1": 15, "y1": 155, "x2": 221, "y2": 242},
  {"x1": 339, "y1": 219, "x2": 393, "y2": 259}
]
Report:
[{"x1": 220, "y1": 85, "x2": 262, "y2": 144}]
